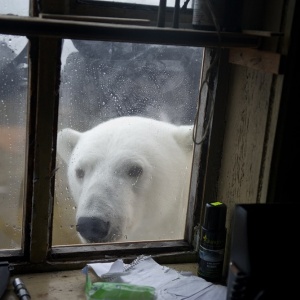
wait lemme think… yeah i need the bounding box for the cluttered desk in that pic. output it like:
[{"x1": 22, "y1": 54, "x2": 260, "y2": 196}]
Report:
[{"x1": 1, "y1": 259, "x2": 228, "y2": 300}]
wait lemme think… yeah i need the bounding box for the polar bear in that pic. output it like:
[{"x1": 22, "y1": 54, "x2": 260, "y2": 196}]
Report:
[{"x1": 56, "y1": 116, "x2": 194, "y2": 243}]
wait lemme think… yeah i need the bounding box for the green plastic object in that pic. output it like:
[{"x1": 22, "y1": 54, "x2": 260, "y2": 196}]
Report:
[{"x1": 85, "y1": 273, "x2": 156, "y2": 300}]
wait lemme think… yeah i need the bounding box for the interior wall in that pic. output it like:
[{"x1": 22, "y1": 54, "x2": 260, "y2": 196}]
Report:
[{"x1": 213, "y1": 0, "x2": 291, "y2": 275}]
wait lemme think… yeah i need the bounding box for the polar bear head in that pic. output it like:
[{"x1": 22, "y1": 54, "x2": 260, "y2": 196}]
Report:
[{"x1": 57, "y1": 116, "x2": 194, "y2": 243}]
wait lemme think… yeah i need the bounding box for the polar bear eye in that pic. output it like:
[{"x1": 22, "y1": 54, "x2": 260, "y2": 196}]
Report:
[
  {"x1": 76, "y1": 168, "x2": 85, "y2": 179},
  {"x1": 127, "y1": 165, "x2": 143, "y2": 178}
]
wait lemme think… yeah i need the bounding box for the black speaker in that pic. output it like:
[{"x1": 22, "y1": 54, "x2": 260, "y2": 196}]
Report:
[{"x1": 226, "y1": 203, "x2": 299, "y2": 300}]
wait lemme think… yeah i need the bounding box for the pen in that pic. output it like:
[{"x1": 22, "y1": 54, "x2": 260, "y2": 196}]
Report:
[{"x1": 12, "y1": 278, "x2": 31, "y2": 300}]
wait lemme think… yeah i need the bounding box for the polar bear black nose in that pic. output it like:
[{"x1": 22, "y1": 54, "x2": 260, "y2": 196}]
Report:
[{"x1": 76, "y1": 217, "x2": 110, "y2": 242}]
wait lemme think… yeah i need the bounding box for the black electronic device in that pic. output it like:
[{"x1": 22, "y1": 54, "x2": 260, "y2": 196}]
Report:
[
  {"x1": 0, "y1": 261, "x2": 11, "y2": 299},
  {"x1": 226, "y1": 203, "x2": 299, "y2": 300}
]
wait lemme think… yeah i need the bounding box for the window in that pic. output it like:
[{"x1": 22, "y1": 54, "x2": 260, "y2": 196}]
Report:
[
  {"x1": 0, "y1": 2, "x2": 29, "y2": 251},
  {"x1": 53, "y1": 39, "x2": 203, "y2": 246},
  {"x1": 0, "y1": 0, "x2": 260, "y2": 272}
]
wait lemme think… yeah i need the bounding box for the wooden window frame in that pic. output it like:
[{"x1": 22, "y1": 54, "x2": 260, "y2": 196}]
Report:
[{"x1": 0, "y1": 0, "x2": 261, "y2": 273}]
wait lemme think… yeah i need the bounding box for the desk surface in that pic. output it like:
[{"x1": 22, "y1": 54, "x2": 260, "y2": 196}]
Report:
[{"x1": 2, "y1": 263, "x2": 198, "y2": 299}]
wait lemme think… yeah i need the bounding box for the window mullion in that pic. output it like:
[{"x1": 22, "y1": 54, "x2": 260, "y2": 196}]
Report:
[
  {"x1": 30, "y1": 37, "x2": 61, "y2": 263},
  {"x1": 196, "y1": 48, "x2": 231, "y2": 232},
  {"x1": 186, "y1": 48, "x2": 230, "y2": 245}
]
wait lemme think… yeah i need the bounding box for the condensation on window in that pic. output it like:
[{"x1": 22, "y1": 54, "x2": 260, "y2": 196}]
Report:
[
  {"x1": 0, "y1": 0, "x2": 29, "y2": 16},
  {"x1": 53, "y1": 39, "x2": 203, "y2": 245},
  {"x1": 0, "y1": 35, "x2": 28, "y2": 249}
]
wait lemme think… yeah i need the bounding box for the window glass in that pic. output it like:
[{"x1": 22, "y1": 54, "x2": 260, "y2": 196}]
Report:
[
  {"x1": 0, "y1": 34, "x2": 28, "y2": 249},
  {"x1": 0, "y1": 0, "x2": 29, "y2": 16},
  {"x1": 53, "y1": 39, "x2": 202, "y2": 245}
]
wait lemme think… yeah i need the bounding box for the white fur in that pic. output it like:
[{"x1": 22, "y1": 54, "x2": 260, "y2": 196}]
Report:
[{"x1": 57, "y1": 116, "x2": 194, "y2": 243}]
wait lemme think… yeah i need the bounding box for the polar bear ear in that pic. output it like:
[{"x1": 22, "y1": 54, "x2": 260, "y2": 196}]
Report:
[
  {"x1": 173, "y1": 125, "x2": 194, "y2": 152},
  {"x1": 57, "y1": 128, "x2": 81, "y2": 164}
]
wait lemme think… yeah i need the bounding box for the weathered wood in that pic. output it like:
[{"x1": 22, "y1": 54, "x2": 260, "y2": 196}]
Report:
[
  {"x1": 7, "y1": 250, "x2": 197, "y2": 274},
  {"x1": 51, "y1": 240, "x2": 192, "y2": 260},
  {"x1": 217, "y1": 64, "x2": 274, "y2": 277},
  {"x1": 40, "y1": 13, "x2": 151, "y2": 25},
  {"x1": 0, "y1": 15, "x2": 261, "y2": 48},
  {"x1": 229, "y1": 48, "x2": 284, "y2": 74},
  {"x1": 30, "y1": 38, "x2": 62, "y2": 263},
  {"x1": 242, "y1": 30, "x2": 283, "y2": 37}
]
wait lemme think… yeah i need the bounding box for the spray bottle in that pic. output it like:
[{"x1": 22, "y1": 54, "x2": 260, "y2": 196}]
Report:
[{"x1": 197, "y1": 201, "x2": 227, "y2": 283}]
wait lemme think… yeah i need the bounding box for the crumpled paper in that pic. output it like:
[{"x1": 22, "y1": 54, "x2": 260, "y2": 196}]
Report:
[{"x1": 82, "y1": 255, "x2": 227, "y2": 300}]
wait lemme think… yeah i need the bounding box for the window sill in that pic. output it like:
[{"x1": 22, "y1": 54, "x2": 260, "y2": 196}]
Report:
[{"x1": 2, "y1": 263, "x2": 198, "y2": 299}]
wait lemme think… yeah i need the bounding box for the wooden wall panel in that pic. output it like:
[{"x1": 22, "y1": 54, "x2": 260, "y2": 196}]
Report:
[
  {"x1": 216, "y1": 64, "x2": 276, "y2": 274},
  {"x1": 219, "y1": 65, "x2": 273, "y2": 220}
]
